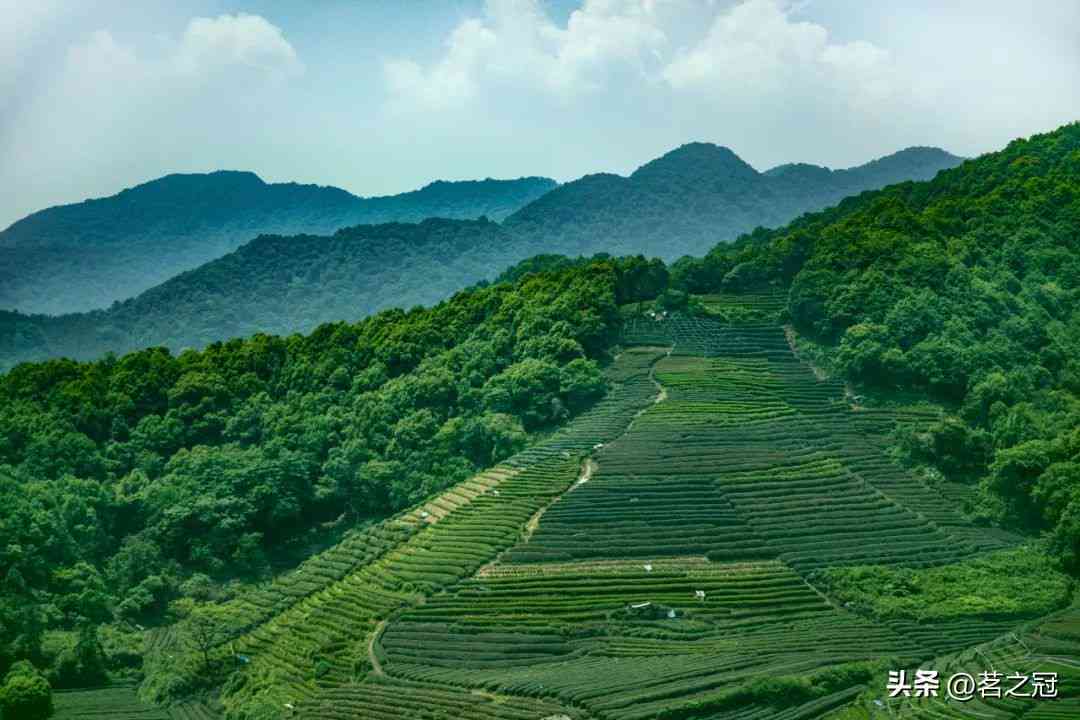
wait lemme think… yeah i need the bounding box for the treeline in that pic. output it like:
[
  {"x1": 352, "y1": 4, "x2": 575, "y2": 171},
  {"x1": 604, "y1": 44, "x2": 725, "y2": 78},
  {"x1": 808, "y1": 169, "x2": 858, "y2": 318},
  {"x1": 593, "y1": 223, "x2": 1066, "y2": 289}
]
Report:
[
  {"x1": 0, "y1": 257, "x2": 666, "y2": 685},
  {"x1": 671, "y1": 123, "x2": 1080, "y2": 569}
]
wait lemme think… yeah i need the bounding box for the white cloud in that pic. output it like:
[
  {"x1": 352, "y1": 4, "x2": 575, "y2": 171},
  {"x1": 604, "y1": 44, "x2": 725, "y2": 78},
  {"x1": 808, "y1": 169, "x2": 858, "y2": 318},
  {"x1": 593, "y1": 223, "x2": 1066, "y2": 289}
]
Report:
[
  {"x1": 66, "y1": 29, "x2": 139, "y2": 79},
  {"x1": 0, "y1": 12, "x2": 304, "y2": 228},
  {"x1": 664, "y1": 0, "x2": 829, "y2": 92},
  {"x1": 375, "y1": 0, "x2": 942, "y2": 184},
  {"x1": 4, "y1": 1, "x2": 1080, "y2": 231},
  {"x1": 383, "y1": 0, "x2": 672, "y2": 108},
  {"x1": 60, "y1": 13, "x2": 302, "y2": 84},
  {"x1": 172, "y1": 14, "x2": 303, "y2": 78},
  {"x1": 0, "y1": 0, "x2": 66, "y2": 115},
  {"x1": 664, "y1": 0, "x2": 898, "y2": 116},
  {"x1": 384, "y1": 0, "x2": 897, "y2": 113}
]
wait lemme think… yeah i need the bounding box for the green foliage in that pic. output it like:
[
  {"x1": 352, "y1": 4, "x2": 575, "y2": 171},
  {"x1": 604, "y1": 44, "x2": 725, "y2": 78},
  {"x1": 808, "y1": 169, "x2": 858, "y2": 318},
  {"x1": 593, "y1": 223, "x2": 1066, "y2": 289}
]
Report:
[
  {"x1": 505, "y1": 143, "x2": 960, "y2": 263},
  {"x1": 485, "y1": 253, "x2": 606, "y2": 285},
  {"x1": 0, "y1": 258, "x2": 657, "y2": 676},
  {"x1": 45, "y1": 626, "x2": 108, "y2": 690},
  {"x1": 0, "y1": 146, "x2": 956, "y2": 371},
  {"x1": 679, "y1": 122, "x2": 1080, "y2": 567},
  {"x1": 817, "y1": 546, "x2": 1072, "y2": 622},
  {"x1": 1, "y1": 219, "x2": 525, "y2": 370},
  {"x1": 2, "y1": 125, "x2": 1076, "y2": 719},
  {"x1": 652, "y1": 661, "x2": 880, "y2": 719},
  {"x1": 0, "y1": 662, "x2": 53, "y2": 720}
]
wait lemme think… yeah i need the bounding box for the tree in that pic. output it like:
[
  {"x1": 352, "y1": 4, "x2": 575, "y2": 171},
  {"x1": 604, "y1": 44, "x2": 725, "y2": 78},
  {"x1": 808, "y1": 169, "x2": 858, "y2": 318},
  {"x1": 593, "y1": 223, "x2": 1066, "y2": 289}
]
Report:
[
  {"x1": 721, "y1": 261, "x2": 766, "y2": 292},
  {"x1": 835, "y1": 323, "x2": 891, "y2": 384},
  {"x1": 0, "y1": 662, "x2": 53, "y2": 720},
  {"x1": 559, "y1": 359, "x2": 607, "y2": 413},
  {"x1": 179, "y1": 603, "x2": 237, "y2": 677},
  {"x1": 51, "y1": 625, "x2": 107, "y2": 689},
  {"x1": 482, "y1": 359, "x2": 564, "y2": 429}
]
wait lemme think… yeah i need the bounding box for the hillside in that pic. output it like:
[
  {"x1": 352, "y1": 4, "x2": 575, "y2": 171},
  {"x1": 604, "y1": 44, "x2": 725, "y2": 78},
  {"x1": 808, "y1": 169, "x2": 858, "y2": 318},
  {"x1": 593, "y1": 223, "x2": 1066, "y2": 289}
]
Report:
[
  {"x1": 0, "y1": 172, "x2": 556, "y2": 315},
  {"x1": 0, "y1": 145, "x2": 961, "y2": 370},
  {"x1": 188, "y1": 302, "x2": 1072, "y2": 720},
  {"x1": 502, "y1": 144, "x2": 963, "y2": 259},
  {"x1": 0, "y1": 219, "x2": 526, "y2": 365},
  {"x1": 2, "y1": 124, "x2": 1080, "y2": 720},
  {"x1": 0, "y1": 256, "x2": 670, "y2": 697},
  {"x1": 674, "y1": 121, "x2": 1080, "y2": 570}
]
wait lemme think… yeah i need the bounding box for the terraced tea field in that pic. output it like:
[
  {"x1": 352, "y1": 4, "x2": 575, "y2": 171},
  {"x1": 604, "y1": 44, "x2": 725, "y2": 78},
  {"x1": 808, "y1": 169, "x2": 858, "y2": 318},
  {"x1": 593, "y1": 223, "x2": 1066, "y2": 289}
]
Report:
[
  {"x1": 52, "y1": 685, "x2": 216, "y2": 720},
  {"x1": 380, "y1": 560, "x2": 925, "y2": 718},
  {"x1": 864, "y1": 604, "x2": 1080, "y2": 719},
  {"x1": 212, "y1": 347, "x2": 670, "y2": 717},
  {"x1": 150, "y1": 299, "x2": 1073, "y2": 719}
]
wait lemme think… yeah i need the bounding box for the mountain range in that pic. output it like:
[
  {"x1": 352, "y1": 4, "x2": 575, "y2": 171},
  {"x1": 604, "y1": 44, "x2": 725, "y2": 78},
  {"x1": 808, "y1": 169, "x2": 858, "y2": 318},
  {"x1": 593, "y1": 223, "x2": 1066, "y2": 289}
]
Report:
[
  {"x1": 0, "y1": 144, "x2": 963, "y2": 370},
  {"x1": 502, "y1": 143, "x2": 962, "y2": 258},
  {"x1": 0, "y1": 172, "x2": 557, "y2": 315}
]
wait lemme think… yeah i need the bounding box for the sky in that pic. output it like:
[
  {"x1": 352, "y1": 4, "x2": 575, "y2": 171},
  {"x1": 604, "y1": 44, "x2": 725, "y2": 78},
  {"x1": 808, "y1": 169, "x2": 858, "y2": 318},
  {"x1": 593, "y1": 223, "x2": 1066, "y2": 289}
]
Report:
[{"x1": 3, "y1": 0, "x2": 1079, "y2": 229}]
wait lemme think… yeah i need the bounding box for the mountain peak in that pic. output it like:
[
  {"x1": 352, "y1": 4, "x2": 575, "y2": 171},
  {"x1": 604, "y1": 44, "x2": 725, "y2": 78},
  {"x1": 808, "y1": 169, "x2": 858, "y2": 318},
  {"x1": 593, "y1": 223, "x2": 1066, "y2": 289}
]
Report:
[
  {"x1": 879, "y1": 145, "x2": 962, "y2": 161},
  {"x1": 838, "y1": 146, "x2": 964, "y2": 186},
  {"x1": 124, "y1": 170, "x2": 267, "y2": 196},
  {"x1": 630, "y1": 142, "x2": 760, "y2": 185}
]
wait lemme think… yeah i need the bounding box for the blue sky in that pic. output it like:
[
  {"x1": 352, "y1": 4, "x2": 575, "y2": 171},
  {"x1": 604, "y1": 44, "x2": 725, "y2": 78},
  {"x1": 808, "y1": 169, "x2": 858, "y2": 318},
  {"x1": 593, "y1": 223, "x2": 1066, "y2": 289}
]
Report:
[{"x1": 3, "y1": 1, "x2": 1079, "y2": 228}]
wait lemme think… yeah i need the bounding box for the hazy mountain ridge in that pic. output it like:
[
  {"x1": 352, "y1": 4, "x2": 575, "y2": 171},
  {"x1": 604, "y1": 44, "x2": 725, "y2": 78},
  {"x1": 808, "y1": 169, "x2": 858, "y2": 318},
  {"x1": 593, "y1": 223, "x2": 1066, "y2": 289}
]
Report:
[
  {"x1": 0, "y1": 219, "x2": 524, "y2": 364},
  {"x1": 502, "y1": 144, "x2": 964, "y2": 259},
  {"x1": 0, "y1": 143, "x2": 963, "y2": 369},
  {"x1": 0, "y1": 172, "x2": 557, "y2": 315}
]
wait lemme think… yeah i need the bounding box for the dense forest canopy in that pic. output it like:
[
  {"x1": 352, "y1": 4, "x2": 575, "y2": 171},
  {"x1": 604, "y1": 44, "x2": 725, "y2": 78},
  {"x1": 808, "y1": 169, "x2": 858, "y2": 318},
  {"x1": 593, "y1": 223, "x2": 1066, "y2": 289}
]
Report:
[
  {"x1": 0, "y1": 145, "x2": 961, "y2": 370},
  {"x1": 673, "y1": 122, "x2": 1080, "y2": 568},
  {"x1": 0, "y1": 173, "x2": 556, "y2": 316},
  {"x1": 0, "y1": 256, "x2": 666, "y2": 687}
]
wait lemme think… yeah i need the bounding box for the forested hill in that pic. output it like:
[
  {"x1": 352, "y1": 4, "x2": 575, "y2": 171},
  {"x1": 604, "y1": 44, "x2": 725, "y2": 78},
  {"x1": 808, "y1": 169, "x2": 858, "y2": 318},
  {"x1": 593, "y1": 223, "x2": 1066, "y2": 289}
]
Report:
[
  {"x1": 0, "y1": 145, "x2": 961, "y2": 370},
  {"x1": 0, "y1": 172, "x2": 556, "y2": 315},
  {"x1": 674, "y1": 121, "x2": 1080, "y2": 567},
  {"x1": 0, "y1": 256, "x2": 664, "y2": 690},
  {"x1": 501, "y1": 143, "x2": 963, "y2": 259},
  {"x1": 1, "y1": 219, "x2": 527, "y2": 366}
]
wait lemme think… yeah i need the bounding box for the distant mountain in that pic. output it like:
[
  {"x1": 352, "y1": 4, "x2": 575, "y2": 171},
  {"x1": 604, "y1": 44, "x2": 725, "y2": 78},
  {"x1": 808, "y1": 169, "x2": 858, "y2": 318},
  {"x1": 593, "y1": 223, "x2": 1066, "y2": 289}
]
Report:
[
  {"x1": 0, "y1": 144, "x2": 963, "y2": 369},
  {"x1": 0, "y1": 172, "x2": 557, "y2": 315},
  {"x1": 502, "y1": 144, "x2": 963, "y2": 259},
  {"x1": 1, "y1": 219, "x2": 527, "y2": 366}
]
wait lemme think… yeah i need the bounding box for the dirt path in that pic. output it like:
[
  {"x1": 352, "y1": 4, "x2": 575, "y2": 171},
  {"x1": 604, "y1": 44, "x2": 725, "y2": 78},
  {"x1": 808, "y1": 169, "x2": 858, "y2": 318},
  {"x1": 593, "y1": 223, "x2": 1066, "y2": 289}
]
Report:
[
  {"x1": 628, "y1": 345, "x2": 672, "y2": 430},
  {"x1": 783, "y1": 324, "x2": 830, "y2": 381},
  {"x1": 367, "y1": 620, "x2": 387, "y2": 677},
  {"x1": 520, "y1": 455, "x2": 591, "y2": 535},
  {"x1": 479, "y1": 347, "x2": 673, "y2": 579}
]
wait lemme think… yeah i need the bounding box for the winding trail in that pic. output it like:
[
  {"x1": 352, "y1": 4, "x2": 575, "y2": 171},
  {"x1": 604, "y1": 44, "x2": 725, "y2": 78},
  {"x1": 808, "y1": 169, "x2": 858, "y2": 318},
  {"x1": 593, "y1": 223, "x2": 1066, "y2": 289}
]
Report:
[
  {"x1": 477, "y1": 347, "x2": 671, "y2": 578},
  {"x1": 368, "y1": 620, "x2": 387, "y2": 677}
]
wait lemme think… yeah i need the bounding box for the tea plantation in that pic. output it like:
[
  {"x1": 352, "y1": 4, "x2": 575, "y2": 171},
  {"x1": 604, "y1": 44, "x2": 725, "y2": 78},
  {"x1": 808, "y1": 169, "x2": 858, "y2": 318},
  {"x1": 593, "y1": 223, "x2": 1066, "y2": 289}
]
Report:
[
  {"x1": 98, "y1": 298, "x2": 1076, "y2": 719},
  {"x1": 51, "y1": 685, "x2": 216, "y2": 720}
]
